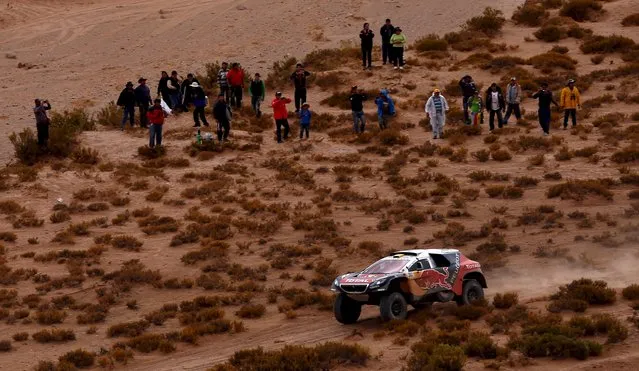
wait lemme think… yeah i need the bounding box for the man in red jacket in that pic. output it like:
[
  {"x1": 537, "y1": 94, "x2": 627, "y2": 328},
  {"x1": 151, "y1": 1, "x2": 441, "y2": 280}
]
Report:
[
  {"x1": 227, "y1": 63, "x2": 245, "y2": 109},
  {"x1": 146, "y1": 98, "x2": 166, "y2": 148},
  {"x1": 271, "y1": 91, "x2": 292, "y2": 143}
]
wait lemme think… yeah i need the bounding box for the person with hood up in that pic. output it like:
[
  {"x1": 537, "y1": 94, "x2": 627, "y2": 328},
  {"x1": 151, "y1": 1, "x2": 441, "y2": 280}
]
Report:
[
  {"x1": 271, "y1": 91, "x2": 292, "y2": 143},
  {"x1": 218, "y1": 62, "x2": 230, "y2": 102},
  {"x1": 249, "y1": 73, "x2": 266, "y2": 118},
  {"x1": 135, "y1": 78, "x2": 152, "y2": 128},
  {"x1": 425, "y1": 89, "x2": 449, "y2": 140},
  {"x1": 533, "y1": 82, "x2": 559, "y2": 136},
  {"x1": 33, "y1": 99, "x2": 51, "y2": 147},
  {"x1": 360, "y1": 23, "x2": 375, "y2": 70},
  {"x1": 390, "y1": 27, "x2": 407, "y2": 70},
  {"x1": 117, "y1": 82, "x2": 137, "y2": 130},
  {"x1": 503, "y1": 77, "x2": 523, "y2": 126},
  {"x1": 180, "y1": 73, "x2": 199, "y2": 112},
  {"x1": 227, "y1": 63, "x2": 245, "y2": 108},
  {"x1": 485, "y1": 83, "x2": 505, "y2": 131},
  {"x1": 147, "y1": 98, "x2": 166, "y2": 148},
  {"x1": 350, "y1": 86, "x2": 367, "y2": 134},
  {"x1": 298, "y1": 102, "x2": 312, "y2": 140},
  {"x1": 560, "y1": 79, "x2": 581, "y2": 129},
  {"x1": 459, "y1": 75, "x2": 477, "y2": 125},
  {"x1": 213, "y1": 94, "x2": 232, "y2": 142},
  {"x1": 190, "y1": 82, "x2": 209, "y2": 128},
  {"x1": 380, "y1": 19, "x2": 395, "y2": 65},
  {"x1": 468, "y1": 90, "x2": 483, "y2": 127},
  {"x1": 375, "y1": 89, "x2": 396, "y2": 130}
]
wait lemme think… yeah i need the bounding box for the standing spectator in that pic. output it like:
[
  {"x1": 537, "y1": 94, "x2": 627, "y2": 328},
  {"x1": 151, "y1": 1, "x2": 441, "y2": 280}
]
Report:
[
  {"x1": 157, "y1": 71, "x2": 171, "y2": 108},
  {"x1": 459, "y1": 75, "x2": 477, "y2": 125},
  {"x1": 560, "y1": 79, "x2": 581, "y2": 129},
  {"x1": 135, "y1": 77, "x2": 152, "y2": 128},
  {"x1": 468, "y1": 90, "x2": 483, "y2": 126},
  {"x1": 425, "y1": 89, "x2": 449, "y2": 140},
  {"x1": 33, "y1": 99, "x2": 51, "y2": 148},
  {"x1": 533, "y1": 82, "x2": 559, "y2": 136},
  {"x1": 218, "y1": 62, "x2": 230, "y2": 102},
  {"x1": 117, "y1": 81, "x2": 137, "y2": 130},
  {"x1": 379, "y1": 18, "x2": 395, "y2": 65},
  {"x1": 503, "y1": 77, "x2": 522, "y2": 126},
  {"x1": 349, "y1": 86, "x2": 367, "y2": 134},
  {"x1": 374, "y1": 89, "x2": 396, "y2": 130},
  {"x1": 290, "y1": 63, "x2": 311, "y2": 112},
  {"x1": 485, "y1": 83, "x2": 505, "y2": 132},
  {"x1": 249, "y1": 73, "x2": 266, "y2": 117},
  {"x1": 227, "y1": 63, "x2": 245, "y2": 108},
  {"x1": 299, "y1": 102, "x2": 312, "y2": 140},
  {"x1": 167, "y1": 71, "x2": 181, "y2": 109},
  {"x1": 360, "y1": 23, "x2": 375, "y2": 70},
  {"x1": 147, "y1": 98, "x2": 166, "y2": 148},
  {"x1": 190, "y1": 82, "x2": 209, "y2": 128},
  {"x1": 180, "y1": 73, "x2": 199, "y2": 112},
  {"x1": 390, "y1": 27, "x2": 407, "y2": 70},
  {"x1": 213, "y1": 94, "x2": 232, "y2": 142},
  {"x1": 271, "y1": 91, "x2": 292, "y2": 143}
]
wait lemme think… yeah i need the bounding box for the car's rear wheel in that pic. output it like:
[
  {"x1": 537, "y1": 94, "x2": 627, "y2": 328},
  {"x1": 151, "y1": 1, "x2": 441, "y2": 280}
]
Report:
[
  {"x1": 334, "y1": 293, "x2": 362, "y2": 324},
  {"x1": 455, "y1": 279, "x2": 484, "y2": 306},
  {"x1": 380, "y1": 292, "x2": 408, "y2": 321}
]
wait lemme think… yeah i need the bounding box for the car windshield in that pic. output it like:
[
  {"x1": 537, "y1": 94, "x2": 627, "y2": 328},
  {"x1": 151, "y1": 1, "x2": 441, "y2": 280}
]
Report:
[{"x1": 362, "y1": 259, "x2": 409, "y2": 274}]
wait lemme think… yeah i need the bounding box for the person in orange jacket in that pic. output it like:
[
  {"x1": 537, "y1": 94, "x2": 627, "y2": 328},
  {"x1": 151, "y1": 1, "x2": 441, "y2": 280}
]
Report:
[
  {"x1": 146, "y1": 98, "x2": 166, "y2": 148},
  {"x1": 271, "y1": 91, "x2": 292, "y2": 143},
  {"x1": 226, "y1": 63, "x2": 245, "y2": 108},
  {"x1": 560, "y1": 79, "x2": 581, "y2": 129}
]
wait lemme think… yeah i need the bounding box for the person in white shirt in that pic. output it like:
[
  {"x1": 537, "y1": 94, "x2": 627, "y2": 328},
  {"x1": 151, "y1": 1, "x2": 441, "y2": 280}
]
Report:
[
  {"x1": 425, "y1": 89, "x2": 449, "y2": 140},
  {"x1": 484, "y1": 83, "x2": 505, "y2": 132}
]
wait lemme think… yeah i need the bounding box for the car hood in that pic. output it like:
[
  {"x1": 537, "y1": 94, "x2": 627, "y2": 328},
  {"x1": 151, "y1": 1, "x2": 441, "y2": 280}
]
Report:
[{"x1": 338, "y1": 273, "x2": 393, "y2": 284}]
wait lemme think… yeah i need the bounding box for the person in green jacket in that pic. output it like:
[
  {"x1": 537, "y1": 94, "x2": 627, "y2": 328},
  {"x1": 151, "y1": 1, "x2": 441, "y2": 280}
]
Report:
[
  {"x1": 390, "y1": 27, "x2": 407, "y2": 70},
  {"x1": 468, "y1": 90, "x2": 483, "y2": 126},
  {"x1": 249, "y1": 73, "x2": 266, "y2": 117}
]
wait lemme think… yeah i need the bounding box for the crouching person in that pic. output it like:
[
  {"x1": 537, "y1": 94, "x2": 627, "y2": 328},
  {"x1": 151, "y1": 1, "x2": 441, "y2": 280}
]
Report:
[
  {"x1": 425, "y1": 89, "x2": 449, "y2": 139},
  {"x1": 375, "y1": 89, "x2": 396, "y2": 130}
]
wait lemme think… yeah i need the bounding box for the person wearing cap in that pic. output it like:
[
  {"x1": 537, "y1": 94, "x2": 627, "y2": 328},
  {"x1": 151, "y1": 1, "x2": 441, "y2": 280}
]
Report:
[
  {"x1": 213, "y1": 94, "x2": 232, "y2": 141},
  {"x1": 117, "y1": 81, "x2": 137, "y2": 130},
  {"x1": 503, "y1": 77, "x2": 523, "y2": 126},
  {"x1": 249, "y1": 73, "x2": 266, "y2": 118},
  {"x1": 180, "y1": 73, "x2": 199, "y2": 112},
  {"x1": 227, "y1": 63, "x2": 245, "y2": 108},
  {"x1": 459, "y1": 75, "x2": 477, "y2": 125},
  {"x1": 190, "y1": 82, "x2": 209, "y2": 128},
  {"x1": 298, "y1": 102, "x2": 312, "y2": 139},
  {"x1": 271, "y1": 92, "x2": 292, "y2": 143},
  {"x1": 147, "y1": 98, "x2": 166, "y2": 148},
  {"x1": 560, "y1": 79, "x2": 581, "y2": 129},
  {"x1": 390, "y1": 27, "x2": 407, "y2": 70},
  {"x1": 425, "y1": 89, "x2": 449, "y2": 140},
  {"x1": 360, "y1": 23, "x2": 375, "y2": 70},
  {"x1": 375, "y1": 89, "x2": 396, "y2": 130},
  {"x1": 468, "y1": 90, "x2": 483, "y2": 127},
  {"x1": 485, "y1": 83, "x2": 505, "y2": 132},
  {"x1": 135, "y1": 78, "x2": 152, "y2": 128},
  {"x1": 349, "y1": 86, "x2": 367, "y2": 134},
  {"x1": 218, "y1": 62, "x2": 230, "y2": 102},
  {"x1": 380, "y1": 19, "x2": 395, "y2": 65},
  {"x1": 533, "y1": 82, "x2": 559, "y2": 136},
  {"x1": 290, "y1": 63, "x2": 311, "y2": 112},
  {"x1": 33, "y1": 99, "x2": 51, "y2": 148}
]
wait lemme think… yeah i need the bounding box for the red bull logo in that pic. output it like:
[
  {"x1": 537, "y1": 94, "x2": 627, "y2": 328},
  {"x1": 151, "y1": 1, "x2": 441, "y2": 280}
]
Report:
[{"x1": 428, "y1": 267, "x2": 452, "y2": 290}]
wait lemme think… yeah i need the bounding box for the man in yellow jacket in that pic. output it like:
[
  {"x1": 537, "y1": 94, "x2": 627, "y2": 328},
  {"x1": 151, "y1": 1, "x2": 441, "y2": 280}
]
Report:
[{"x1": 560, "y1": 79, "x2": 581, "y2": 129}]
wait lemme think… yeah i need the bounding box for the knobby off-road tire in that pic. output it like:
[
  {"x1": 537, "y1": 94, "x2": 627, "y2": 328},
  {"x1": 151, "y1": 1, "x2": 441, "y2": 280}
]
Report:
[
  {"x1": 455, "y1": 279, "x2": 484, "y2": 306},
  {"x1": 380, "y1": 292, "x2": 408, "y2": 321},
  {"x1": 334, "y1": 293, "x2": 362, "y2": 324}
]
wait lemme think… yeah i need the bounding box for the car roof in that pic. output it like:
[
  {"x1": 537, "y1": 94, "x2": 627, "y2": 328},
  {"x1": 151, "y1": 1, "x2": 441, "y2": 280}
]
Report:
[{"x1": 391, "y1": 249, "x2": 459, "y2": 258}]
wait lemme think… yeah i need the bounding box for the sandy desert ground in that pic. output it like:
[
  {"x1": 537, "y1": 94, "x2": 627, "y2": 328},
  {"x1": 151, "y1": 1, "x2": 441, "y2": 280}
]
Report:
[{"x1": 0, "y1": 0, "x2": 639, "y2": 370}]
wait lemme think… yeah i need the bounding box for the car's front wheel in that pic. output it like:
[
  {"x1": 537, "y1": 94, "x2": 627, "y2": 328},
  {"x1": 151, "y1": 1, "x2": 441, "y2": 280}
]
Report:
[
  {"x1": 380, "y1": 292, "x2": 408, "y2": 321},
  {"x1": 455, "y1": 279, "x2": 484, "y2": 306},
  {"x1": 334, "y1": 293, "x2": 362, "y2": 324}
]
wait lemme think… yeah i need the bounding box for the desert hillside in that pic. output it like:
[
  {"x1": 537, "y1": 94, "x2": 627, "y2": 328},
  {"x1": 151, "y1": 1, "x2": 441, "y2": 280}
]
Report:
[{"x1": 1, "y1": 0, "x2": 639, "y2": 370}]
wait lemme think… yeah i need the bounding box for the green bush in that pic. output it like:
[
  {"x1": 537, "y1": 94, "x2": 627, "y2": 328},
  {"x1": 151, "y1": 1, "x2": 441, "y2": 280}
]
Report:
[
  {"x1": 96, "y1": 101, "x2": 121, "y2": 128},
  {"x1": 560, "y1": 0, "x2": 603, "y2": 22},
  {"x1": 9, "y1": 129, "x2": 40, "y2": 165},
  {"x1": 464, "y1": 332, "x2": 498, "y2": 359},
  {"x1": 581, "y1": 35, "x2": 636, "y2": 54},
  {"x1": 414, "y1": 34, "x2": 449, "y2": 52},
  {"x1": 549, "y1": 278, "x2": 616, "y2": 312},
  {"x1": 464, "y1": 7, "x2": 506, "y2": 36},
  {"x1": 512, "y1": 4, "x2": 549, "y2": 26},
  {"x1": 429, "y1": 344, "x2": 467, "y2": 371}
]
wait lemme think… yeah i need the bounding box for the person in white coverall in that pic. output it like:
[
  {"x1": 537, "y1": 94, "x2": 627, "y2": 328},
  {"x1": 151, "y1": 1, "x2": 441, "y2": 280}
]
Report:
[{"x1": 425, "y1": 89, "x2": 449, "y2": 139}]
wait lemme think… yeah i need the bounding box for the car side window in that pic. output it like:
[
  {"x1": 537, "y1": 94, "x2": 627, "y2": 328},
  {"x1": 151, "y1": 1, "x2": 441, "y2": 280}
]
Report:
[
  {"x1": 419, "y1": 259, "x2": 432, "y2": 269},
  {"x1": 408, "y1": 261, "x2": 423, "y2": 272}
]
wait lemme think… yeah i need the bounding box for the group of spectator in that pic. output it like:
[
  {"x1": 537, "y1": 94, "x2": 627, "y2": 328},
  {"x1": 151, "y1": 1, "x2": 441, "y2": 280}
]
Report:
[{"x1": 360, "y1": 19, "x2": 407, "y2": 70}]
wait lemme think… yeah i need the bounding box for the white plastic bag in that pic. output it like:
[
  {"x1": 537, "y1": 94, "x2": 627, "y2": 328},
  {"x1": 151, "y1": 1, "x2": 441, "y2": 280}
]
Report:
[{"x1": 160, "y1": 98, "x2": 172, "y2": 115}]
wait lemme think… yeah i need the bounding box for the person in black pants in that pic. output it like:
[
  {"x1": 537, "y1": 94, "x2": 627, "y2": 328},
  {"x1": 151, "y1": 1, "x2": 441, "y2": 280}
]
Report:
[
  {"x1": 290, "y1": 64, "x2": 310, "y2": 112},
  {"x1": 190, "y1": 82, "x2": 209, "y2": 128},
  {"x1": 459, "y1": 75, "x2": 476, "y2": 125},
  {"x1": 134, "y1": 77, "x2": 152, "y2": 128},
  {"x1": 484, "y1": 83, "x2": 505, "y2": 131},
  {"x1": 360, "y1": 23, "x2": 374, "y2": 69},
  {"x1": 213, "y1": 94, "x2": 231, "y2": 142},
  {"x1": 379, "y1": 19, "x2": 395, "y2": 65},
  {"x1": 33, "y1": 99, "x2": 51, "y2": 148},
  {"x1": 532, "y1": 82, "x2": 559, "y2": 136}
]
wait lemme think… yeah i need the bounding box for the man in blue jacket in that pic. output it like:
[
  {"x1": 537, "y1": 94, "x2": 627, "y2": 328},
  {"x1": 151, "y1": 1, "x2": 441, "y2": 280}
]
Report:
[{"x1": 375, "y1": 89, "x2": 395, "y2": 130}]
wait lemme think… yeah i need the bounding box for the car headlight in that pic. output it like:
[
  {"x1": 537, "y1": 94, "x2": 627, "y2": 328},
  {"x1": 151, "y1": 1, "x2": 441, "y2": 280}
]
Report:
[
  {"x1": 331, "y1": 278, "x2": 340, "y2": 290},
  {"x1": 369, "y1": 278, "x2": 388, "y2": 290}
]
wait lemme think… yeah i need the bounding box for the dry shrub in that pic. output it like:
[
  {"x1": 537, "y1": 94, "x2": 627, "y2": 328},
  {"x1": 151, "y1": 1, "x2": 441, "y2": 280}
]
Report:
[
  {"x1": 313, "y1": 72, "x2": 346, "y2": 91},
  {"x1": 102, "y1": 259, "x2": 161, "y2": 286},
  {"x1": 549, "y1": 278, "x2": 616, "y2": 312},
  {"x1": 406, "y1": 343, "x2": 466, "y2": 371},
  {"x1": 622, "y1": 13, "x2": 639, "y2": 26},
  {"x1": 146, "y1": 185, "x2": 169, "y2": 202},
  {"x1": 0, "y1": 232, "x2": 17, "y2": 242},
  {"x1": 535, "y1": 25, "x2": 563, "y2": 42},
  {"x1": 528, "y1": 52, "x2": 577, "y2": 71},
  {"x1": 126, "y1": 334, "x2": 173, "y2": 353},
  {"x1": 71, "y1": 147, "x2": 100, "y2": 165},
  {"x1": 493, "y1": 292, "x2": 519, "y2": 309},
  {"x1": 414, "y1": 34, "x2": 448, "y2": 52},
  {"x1": 303, "y1": 46, "x2": 360, "y2": 72},
  {"x1": 622, "y1": 284, "x2": 639, "y2": 300},
  {"x1": 137, "y1": 145, "x2": 166, "y2": 159},
  {"x1": 35, "y1": 309, "x2": 67, "y2": 325},
  {"x1": 560, "y1": 0, "x2": 603, "y2": 22},
  {"x1": 513, "y1": 176, "x2": 539, "y2": 187},
  {"x1": 464, "y1": 7, "x2": 506, "y2": 36},
  {"x1": 236, "y1": 304, "x2": 266, "y2": 319},
  {"x1": 32, "y1": 329, "x2": 76, "y2": 343},
  {"x1": 58, "y1": 349, "x2": 95, "y2": 368},
  {"x1": 512, "y1": 4, "x2": 549, "y2": 26},
  {"x1": 611, "y1": 146, "x2": 639, "y2": 163},
  {"x1": 547, "y1": 180, "x2": 613, "y2": 201},
  {"x1": 491, "y1": 149, "x2": 512, "y2": 161},
  {"x1": 581, "y1": 35, "x2": 636, "y2": 54},
  {"x1": 111, "y1": 235, "x2": 143, "y2": 251},
  {"x1": 378, "y1": 130, "x2": 409, "y2": 146},
  {"x1": 107, "y1": 320, "x2": 150, "y2": 337}
]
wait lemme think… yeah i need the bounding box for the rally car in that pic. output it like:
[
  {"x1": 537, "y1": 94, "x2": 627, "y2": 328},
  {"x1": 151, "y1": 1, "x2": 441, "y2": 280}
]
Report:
[{"x1": 331, "y1": 249, "x2": 487, "y2": 324}]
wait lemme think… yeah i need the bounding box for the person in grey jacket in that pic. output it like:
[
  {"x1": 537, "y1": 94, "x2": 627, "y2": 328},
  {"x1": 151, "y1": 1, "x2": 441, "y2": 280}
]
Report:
[
  {"x1": 503, "y1": 77, "x2": 523, "y2": 125},
  {"x1": 425, "y1": 89, "x2": 449, "y2": 139}
]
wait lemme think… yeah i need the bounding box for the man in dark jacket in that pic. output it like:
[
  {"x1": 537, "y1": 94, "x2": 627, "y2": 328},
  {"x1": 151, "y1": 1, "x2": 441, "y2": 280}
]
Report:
[
  {"x1": 349, "y1": 86, "x2": 367, "y2": 133},
  {"x1": 157, "y1": 71, "x2": 171, "y2": 108},
  {"x1": 459, "y1": 75, "x2": 477, "y2": 125},
  {"x1": 34, "y1": 99, "x2": 51, "y2": 147},
  {"x1": 135, "y1": 78, "x2": 152, "y2": 128},
  {"x1": 533, "y1": 82, "x2": 559, "y2": 136},
  {"x1": 380, "y1": 19, "x2": 395, "y2": 65},
  {"x1": 290, "y1": 64, "x2": 311, "y2": 112},
  {"x1": 117, "y1": 81, "x2": 137, "y2": 130},
  {"x1": 360, "y1": 23, "x2": 375, "y2": 70},
  {"x1": 485, "y1": 83, "x2": 505, "y2": 131},
  {"x1": 167, "y1": 71, "x2": 181, "y2": 109},
  {"x1": 180, "y1": 73, "x2": 199, "y2": 112},
  {"x1": 213, "y1": 94, "x2": 231, "y2": 142},
  {"x1": 190, "y1": 82, "x2": 209, "y2": 128}
]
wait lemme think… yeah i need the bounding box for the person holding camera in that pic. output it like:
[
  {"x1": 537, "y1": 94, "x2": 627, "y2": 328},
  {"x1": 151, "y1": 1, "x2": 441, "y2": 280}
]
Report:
[
  {"x1": 33, "y1": 99, "x2": 51, "y2": 147},
  {"x1": 533, "y1": 82, "x2": 559, "y2": 136},
  {"x1": 271, "y1": 91, "x2": 292, "y2": 143}
]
